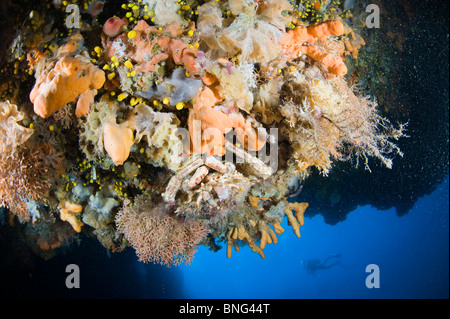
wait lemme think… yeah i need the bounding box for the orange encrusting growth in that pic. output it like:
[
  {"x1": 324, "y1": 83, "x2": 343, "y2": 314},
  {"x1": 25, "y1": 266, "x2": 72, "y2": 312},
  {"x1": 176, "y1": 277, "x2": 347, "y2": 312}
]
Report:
[
  {"x1": 30, "y1": 56, "x2": 106, "y2": 118},
  {"x1": 279, "y1": 20, "x2": 347, "y2": 76},
  {"x1": 104, "y1": 20, "x2": 200, "y2": 77},
  {"x1": 188, "y1": 84, "x2": 266, "y2": 156}
]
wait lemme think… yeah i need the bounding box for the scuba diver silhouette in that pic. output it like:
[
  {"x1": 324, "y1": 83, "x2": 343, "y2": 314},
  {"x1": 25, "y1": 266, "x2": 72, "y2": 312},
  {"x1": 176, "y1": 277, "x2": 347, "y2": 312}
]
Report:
[{"x1": 301, "y1": 254, "x2": 343, "y2": 275}]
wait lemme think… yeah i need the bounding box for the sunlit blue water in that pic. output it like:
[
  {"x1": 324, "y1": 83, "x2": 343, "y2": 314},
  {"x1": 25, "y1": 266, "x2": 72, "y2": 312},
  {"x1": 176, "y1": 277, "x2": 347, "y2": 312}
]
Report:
[{"x1": 176, "y1": 177, "x2": 449, "y2": 299}]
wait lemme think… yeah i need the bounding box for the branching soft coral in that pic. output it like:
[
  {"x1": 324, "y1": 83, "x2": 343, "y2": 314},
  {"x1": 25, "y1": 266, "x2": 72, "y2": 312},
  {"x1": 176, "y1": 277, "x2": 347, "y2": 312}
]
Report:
[
  {"x1": 279, "y1": 70, "x2": 405, "y2": 174},
  {"x1": 0, "y1": 143, "x2": 65, "y2": 221},
  {"x1": 115, "y1": 195, "x2": 207, "y2": 266}
]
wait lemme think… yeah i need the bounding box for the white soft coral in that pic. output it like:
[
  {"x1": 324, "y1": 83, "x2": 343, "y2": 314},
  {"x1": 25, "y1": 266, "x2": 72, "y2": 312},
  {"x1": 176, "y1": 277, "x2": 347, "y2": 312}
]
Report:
[
  {"x1": 198, "y1": 0, "x2": 292, "y2": 63},
  {"x1": 0, "y1": 101, "x2": 33, "y2": 154}
]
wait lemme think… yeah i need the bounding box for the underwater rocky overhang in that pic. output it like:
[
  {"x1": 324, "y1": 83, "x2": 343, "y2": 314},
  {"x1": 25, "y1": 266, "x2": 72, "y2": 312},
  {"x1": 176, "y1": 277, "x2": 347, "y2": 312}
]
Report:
[{"x1": 0, "y1": 0, "x2": 448, "y2": 265}]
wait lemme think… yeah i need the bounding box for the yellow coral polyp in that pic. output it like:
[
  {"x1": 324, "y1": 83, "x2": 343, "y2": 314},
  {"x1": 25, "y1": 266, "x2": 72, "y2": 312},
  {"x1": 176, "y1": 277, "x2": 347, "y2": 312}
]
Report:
[
  {"x1": 117, "y1": 93, "x2": 128, "y2": 101},
  {"x1": 130, "y1": 97, "x2": 141, "y2": 106},
  {"x1": 124, "y1": 60, "x2": 133, "y2": 69}
]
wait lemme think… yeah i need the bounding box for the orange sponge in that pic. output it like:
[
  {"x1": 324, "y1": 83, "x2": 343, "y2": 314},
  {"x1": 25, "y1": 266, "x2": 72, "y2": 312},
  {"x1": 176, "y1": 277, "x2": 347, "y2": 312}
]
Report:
[
  {"x1": 188, "y1": 86, "x2": 266, "y2": 156},
  {"x1": 307, "y1": 20, "x2": 345, "y2": 41},
  {"x1": 30, "y1": 56, "x2": 105, "y2": 118},
  {"x1": 279, "y1": 20, "x2": 347, "y2": 76},
  {"x1": 102, "y1": 121, "x2": 134, "y2": 166}
]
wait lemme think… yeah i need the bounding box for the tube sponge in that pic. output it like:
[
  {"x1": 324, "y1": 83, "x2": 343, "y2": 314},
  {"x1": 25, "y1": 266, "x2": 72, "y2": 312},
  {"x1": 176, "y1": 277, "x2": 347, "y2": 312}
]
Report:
[
  {"x1": 307, "y1": 20, "x2": 345, "y2": 41},
  {"x1": 103, "y1": 17, "x2": 128, "y2": 38}
]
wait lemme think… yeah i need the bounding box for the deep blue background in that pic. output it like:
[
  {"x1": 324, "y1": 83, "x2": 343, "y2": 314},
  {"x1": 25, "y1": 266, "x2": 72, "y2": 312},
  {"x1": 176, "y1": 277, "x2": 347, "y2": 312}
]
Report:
[
  {"x1": 1, "y1": 177, "x2": 447, "y2": 299},
  {"x1": 177, "y1": 177, "x2": 449, "y2": 299}
]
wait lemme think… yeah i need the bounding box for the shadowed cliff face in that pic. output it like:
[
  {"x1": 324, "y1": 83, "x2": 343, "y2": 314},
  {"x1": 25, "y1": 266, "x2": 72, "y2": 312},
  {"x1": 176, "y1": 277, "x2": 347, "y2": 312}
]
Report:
[
  {"x1": 0, "y1": 1, "x2": 19, "y2": 63},
  {"x1": 298, "y1": 0, "x2": 449, "y2": 225}
]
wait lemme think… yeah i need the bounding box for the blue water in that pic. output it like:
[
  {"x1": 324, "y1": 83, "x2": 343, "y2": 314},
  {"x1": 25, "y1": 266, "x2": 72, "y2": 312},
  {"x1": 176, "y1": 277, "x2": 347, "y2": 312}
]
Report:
[{"x1": 174, "y1": 176, "x2": 449, "y2": 299}]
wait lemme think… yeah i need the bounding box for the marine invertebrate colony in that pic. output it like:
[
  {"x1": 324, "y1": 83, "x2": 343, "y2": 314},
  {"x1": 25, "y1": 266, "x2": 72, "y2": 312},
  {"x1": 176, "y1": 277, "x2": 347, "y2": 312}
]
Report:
[
  {"x1": 30, "y1": 34, "x2": 106, "y2": 118},
  {"x1": 0, "y1": 0, "x2": 405, "y2": 266}
]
